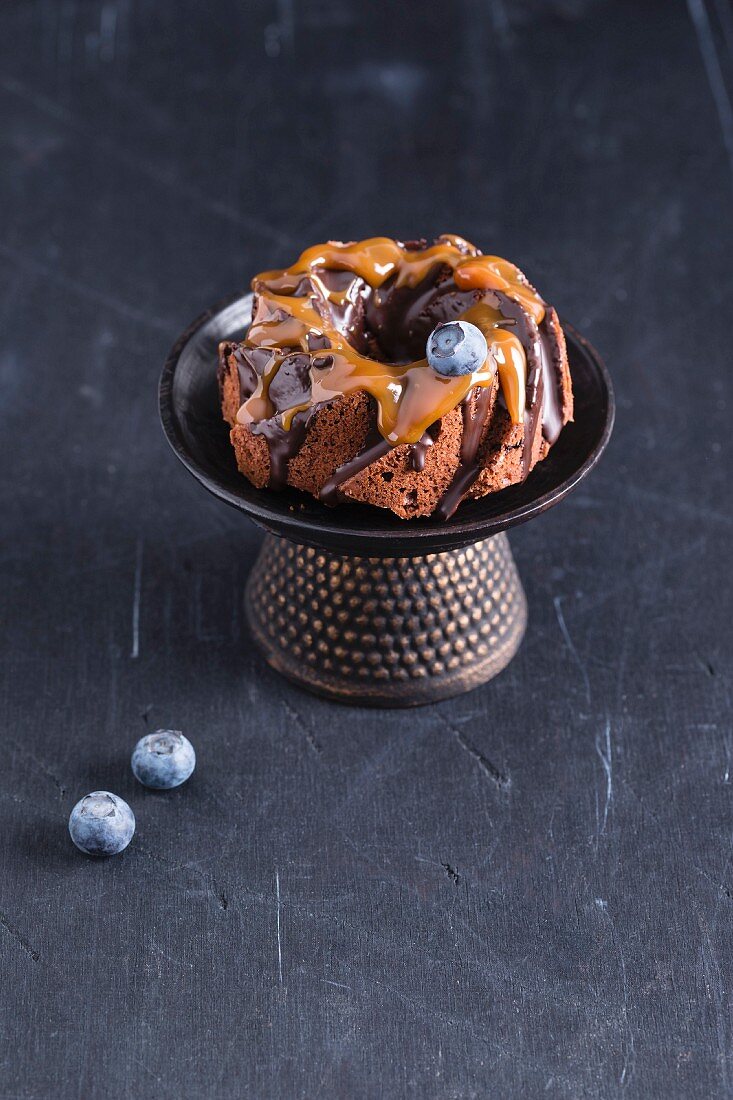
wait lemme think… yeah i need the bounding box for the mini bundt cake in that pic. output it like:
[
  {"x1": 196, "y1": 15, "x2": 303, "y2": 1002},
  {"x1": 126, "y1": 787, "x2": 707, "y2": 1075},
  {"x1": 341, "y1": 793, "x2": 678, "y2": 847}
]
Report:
[{"x1": 218, "y1": 235, "x2": 573, "y2": 519}]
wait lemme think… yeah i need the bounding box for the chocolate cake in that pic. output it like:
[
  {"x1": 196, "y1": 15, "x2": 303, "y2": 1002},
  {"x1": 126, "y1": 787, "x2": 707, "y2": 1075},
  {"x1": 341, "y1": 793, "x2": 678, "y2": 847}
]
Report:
[{"x1": 218, "y1": 236, "x2": 573, "y2": 519}]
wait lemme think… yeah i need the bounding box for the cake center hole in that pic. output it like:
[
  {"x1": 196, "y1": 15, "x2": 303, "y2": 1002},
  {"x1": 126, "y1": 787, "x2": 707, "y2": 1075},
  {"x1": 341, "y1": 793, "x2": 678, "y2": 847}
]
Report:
[{"x1": 319, "y1": 266, "x2": 475, "y2": 366}]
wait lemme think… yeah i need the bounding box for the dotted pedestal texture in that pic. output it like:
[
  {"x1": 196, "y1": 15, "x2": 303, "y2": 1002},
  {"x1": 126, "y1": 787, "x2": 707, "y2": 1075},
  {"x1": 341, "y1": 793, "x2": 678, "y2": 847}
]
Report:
[{"x1": 245, "y1": 533, "x2": 527, "y2": 706}]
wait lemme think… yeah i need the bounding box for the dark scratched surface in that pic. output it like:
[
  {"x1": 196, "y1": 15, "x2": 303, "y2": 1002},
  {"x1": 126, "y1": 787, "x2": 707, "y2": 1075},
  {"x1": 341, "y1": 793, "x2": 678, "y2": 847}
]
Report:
[{"x1": 1, "y1": 1, "x2": 732, "y2": 1097}]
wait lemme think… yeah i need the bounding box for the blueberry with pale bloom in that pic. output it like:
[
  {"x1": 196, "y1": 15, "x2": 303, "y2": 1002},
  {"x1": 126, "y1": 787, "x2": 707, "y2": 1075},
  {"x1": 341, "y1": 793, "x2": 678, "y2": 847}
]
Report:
[
  {"x1": 426, "y1": 320, "x2": 488, "y2": 377},
  {"x1": 68, "y1": 791, "x2": 135, "y2": 856},
  {"x1": 131, "y1": 729, "x2": 196, "y2": 789}
]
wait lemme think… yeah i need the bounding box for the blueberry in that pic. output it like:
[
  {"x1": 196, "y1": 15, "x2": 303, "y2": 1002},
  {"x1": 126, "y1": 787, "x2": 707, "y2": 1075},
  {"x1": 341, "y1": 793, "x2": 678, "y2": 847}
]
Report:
[
  {"x1": 68, "y1": 791, "x2": 135, "y2": 856},
  {"x1": 426, "y1": 320, "x2": 488, "y2": 377},
  {"x1": 131, "y1": 729, "x2": 196, "y2": 789}
]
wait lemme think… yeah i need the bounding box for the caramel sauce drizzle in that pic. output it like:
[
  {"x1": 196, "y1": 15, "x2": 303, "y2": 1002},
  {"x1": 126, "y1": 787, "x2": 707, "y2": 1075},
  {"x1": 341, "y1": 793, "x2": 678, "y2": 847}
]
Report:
[{"x1": 237, "y1": 237, "x2": 547, "y2": 447}]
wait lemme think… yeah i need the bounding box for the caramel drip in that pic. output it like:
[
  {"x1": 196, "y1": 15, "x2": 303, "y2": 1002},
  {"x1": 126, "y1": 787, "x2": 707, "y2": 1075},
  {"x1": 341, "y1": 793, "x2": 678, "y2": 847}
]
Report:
[
  {"x1": 459, "y1": 301, "x2": 527, "y2": 425},
  {"x1": 462, "y1": 293, "x2": 562, "y2": 480},
  {"x1": 243, "y1": 288, "x2": 495, "y2": 447},
  {"x1": 238, "y1": 237, "x2": 547, "y2": 449},
  {"x1": 268, "y1": 237, "x2": 545, "y2": 323}
]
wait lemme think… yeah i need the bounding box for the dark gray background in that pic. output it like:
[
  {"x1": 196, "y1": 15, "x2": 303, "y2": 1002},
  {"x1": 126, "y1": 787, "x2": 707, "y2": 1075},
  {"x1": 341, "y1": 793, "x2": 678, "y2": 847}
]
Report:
[{"x1": 1, "y1": 1, "x2": 732, "y2": 1097}]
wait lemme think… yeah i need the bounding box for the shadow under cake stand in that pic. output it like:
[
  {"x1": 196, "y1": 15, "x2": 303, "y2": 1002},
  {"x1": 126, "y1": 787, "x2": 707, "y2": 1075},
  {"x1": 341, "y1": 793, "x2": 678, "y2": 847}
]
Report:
[{"x1": 160, "y1": 293, "x2": 614, "y2": 707}]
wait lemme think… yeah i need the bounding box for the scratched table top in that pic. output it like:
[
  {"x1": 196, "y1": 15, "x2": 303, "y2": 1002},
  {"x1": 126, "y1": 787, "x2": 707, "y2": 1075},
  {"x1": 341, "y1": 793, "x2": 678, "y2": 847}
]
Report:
[{"x1": 2, "y1": 1, "x2": 732, "y2": 1097}]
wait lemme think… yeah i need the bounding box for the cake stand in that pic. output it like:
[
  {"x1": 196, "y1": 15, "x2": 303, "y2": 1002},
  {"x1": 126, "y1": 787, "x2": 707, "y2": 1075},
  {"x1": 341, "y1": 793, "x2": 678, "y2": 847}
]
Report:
[{"x1": 159, "y1": 293, "x2": 614, "y2": 706}]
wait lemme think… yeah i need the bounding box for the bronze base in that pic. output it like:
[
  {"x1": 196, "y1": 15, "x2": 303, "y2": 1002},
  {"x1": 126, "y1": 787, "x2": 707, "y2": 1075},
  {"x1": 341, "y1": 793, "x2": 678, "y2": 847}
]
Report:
[{"x1": 245, "y1": 532, "x2": 527, "y2": 706}]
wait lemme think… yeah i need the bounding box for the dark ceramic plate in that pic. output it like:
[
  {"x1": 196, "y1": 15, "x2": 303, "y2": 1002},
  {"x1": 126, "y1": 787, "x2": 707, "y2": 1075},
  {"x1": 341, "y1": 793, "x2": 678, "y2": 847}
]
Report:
[{"x1": 159, "y1": 292, "x2": 614, "y2": 556}]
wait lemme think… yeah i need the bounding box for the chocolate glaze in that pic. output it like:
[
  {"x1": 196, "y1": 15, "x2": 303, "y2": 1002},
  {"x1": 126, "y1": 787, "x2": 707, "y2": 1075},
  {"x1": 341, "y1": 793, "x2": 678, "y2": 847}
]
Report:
[
  {"x1": 306, "y1": 331, "x2": 332, "y2": 352},
  {"x1": 252, "y1": 409, "x2": 314, "y2": 491},
  {"x1": 409, "y1": 425, "x2": 440, "y2": 472},
  {"x1": 365, "y1": 267, "x2": 481, "y2": 364},
  {"x1": 238, "y1": 238, "x2": 541, "y2": 447},
  {"x1": 232, "y1": 344, "x2": 275, "y2": 401},
  {"x1": 267, "y1": 353, "x2": 312, "y2": 413},
  {"x1": 522, "y1": 341, "x2": 545, "y2": 482},
  {"x1": 488, "y1": 290, "x2": 544, "y2": 479},
  {"x1": 538, "y1": 315, "x2": 564, "y2": 444},
  {"x1": 470, "y1": 289, "x2": 560, "y2": 479}
]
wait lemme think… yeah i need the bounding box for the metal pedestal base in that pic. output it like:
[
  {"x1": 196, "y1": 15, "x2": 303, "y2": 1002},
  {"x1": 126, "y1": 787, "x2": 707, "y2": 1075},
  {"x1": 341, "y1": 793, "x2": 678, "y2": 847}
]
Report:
[{"x1": 245, "y1": 532, "x2": 527, "y2": 707}]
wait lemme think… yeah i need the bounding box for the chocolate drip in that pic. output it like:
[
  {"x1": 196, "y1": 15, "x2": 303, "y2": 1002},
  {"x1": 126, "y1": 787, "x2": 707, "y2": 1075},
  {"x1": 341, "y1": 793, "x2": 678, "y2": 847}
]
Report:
[
  {"x1": 306, "y1": 331, "x2": 332, "y2": 352},
  {"x1": 492, "y1": 294, "x2": 562, "y2": 452},
  {"x1": 435, "y1": 387, "x2": 494, "y2": 521},
  {"x1": 252, "y1": 410, "x2": 312, "y2": 491},
  {"x1": 319, "y1": 429, "x2": 392, "y2": 507},
  {"x1": 490, "y1": 290, "x2": 551, "y2": 480},
  {"x1": 267, "y1": 353, "x2": 312, "y2": 412},
  {"x1": 232, "y1": 346, "x2": 277, "y2": 402},
  {"x1": 409, "y1": 425, "x2": 439, "y2": 471},
  {"x1": 492, "y1": 290, "x2": 537, "y2": 350},
  {"x1": 521, "y1": 344, "x2": 545, "y2": 481},
  {"x1": 315, "y1": 269, "x2": 372, "y2": 354},
  {"x1": 538, "y1": 315, "x2": 563, "y2": 444}
]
